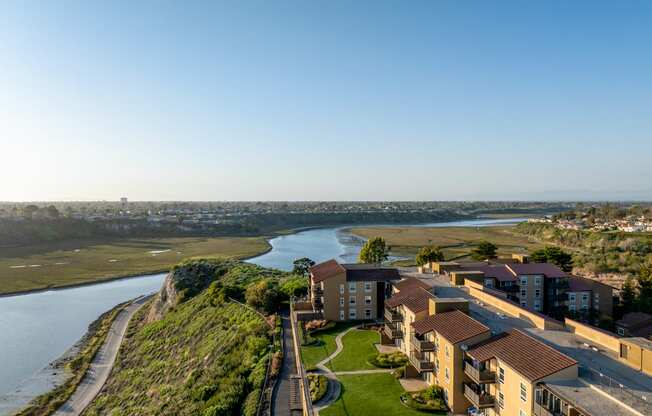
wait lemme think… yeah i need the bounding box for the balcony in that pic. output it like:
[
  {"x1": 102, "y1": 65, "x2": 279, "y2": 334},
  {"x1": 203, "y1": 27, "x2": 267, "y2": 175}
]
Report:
[
  {"x1": 384, "y1": 308, "x2": 403, "y2": 322},
  {"x1": 464, "y1": 384, "x2": 495, "y2": 409},
  {"x1": 384, "y1": 322, "x2": 403, "y2": 339},
  {"x1": 311, "y1": 285, "x2": 323, "y2": 295},
  {"x1": 312, "y1": 297, "x2": 323, "y2": 307},
  {"x1": 411, "y1": 335, "x2": 436, "y2": 352},
  {"x1": 409, "y1": 351, "x2": 435, "y2": 372},
  {"x1": 464, "y1": 361, "x2": 496, "y2": 384},
  {"x1": 533, "y1": 404, "x2": 557, "y2": 416}
]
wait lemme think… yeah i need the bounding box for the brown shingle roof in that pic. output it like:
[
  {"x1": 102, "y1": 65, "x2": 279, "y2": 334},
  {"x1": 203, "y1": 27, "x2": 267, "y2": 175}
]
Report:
[
  {"x1": 310, "y1": 259, "x2": 345, "y2": 283},
  {"x1": 411, "y1": 310, "x2": 490, "y2": 343},
  {"x1": 386, "y1": 287, "x2": 434, "y2": 313},
  {"x1": 568, "y1": 277, "x2": 594, "y2": 292},
  {"x1": 341, "y1": 263, "x2": 400, "y2": 282},
  {"x1": 506, "y1": 263, "x2": 567, "y2": 278},
  {"x1": 459, "y1": 264, "x2": 517, "y2": 282},
  {"x1": 466, "y1": 329, "x2": 577, "y2": 381},
  {"x1": 616, "y1": 312, "x2": 652, "y2": 329},
  {"x1": 394, "y1": 277, "x2": 431, "y2": 292}
]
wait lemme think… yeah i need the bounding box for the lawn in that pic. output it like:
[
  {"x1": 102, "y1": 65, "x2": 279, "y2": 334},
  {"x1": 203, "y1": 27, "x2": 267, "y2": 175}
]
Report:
[
  {"x1": 327, "y1": 329, "x2": 379, "y2": 372},
  {"x1": 320, "y1": 373, "x2": 443, "y2": 416},
  {"x1": 301, "y1": 322, "x2": 357, "y2": 371},
  {"x1": 0, "y1": 236, "x2": 270, "y2": 295},
  {"x1": 350, "y1": 225, "x2": 541, "y2": 264}
]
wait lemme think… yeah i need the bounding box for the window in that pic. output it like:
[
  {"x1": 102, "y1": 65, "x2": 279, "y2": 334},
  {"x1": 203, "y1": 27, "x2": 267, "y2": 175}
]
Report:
[
  {"x1": 499, "y1": 367, "x2": 505, "y2": 384},
  {"x1": 435, "y1": 358, "x2": 439, "y2": 373},
  {"x1": 445, "y1": 345, "x2": 449, "y2": 358},
  {"x1": 569, "y1": 293, "x2": 576, "y2": 302},
  {"x1": 444, "y1": 367, "x2": 449, "y2": 382},
  {"x1": 535, "y1": 277, "x2": 542, "y2": 286},
  {"x1": 519, "y1": 410, "x2": 527, "y2": 416},
  {"x1": 534, "y1": 300, "x2": 541, "y2": 311},
  {"x1": 349, "y1": 309, "x2": 357, "y2": 319},
  {"x1": 364, "y1": 281, "x2": 372, "y2": 292},
  {"x1": 569, "y1": 304, "x2": 576, "y2": 312},
  {"x1": 617, "y1": 327, "x2": 625, "y2": 336},
  {"x1": 339, "y1": 310, "x2": 345, "y2": 320},
  {"x1": 535, "y1": 289, "x2": 541, "y2": 298},
  {"x1": 339, "y1": 297, "x2": 344, "y2": 307},
  {"x1": 520, "y1": 382, "x2": 527, "y2": 401},
  {"x1": 521, "y1": 301, "x2": 527, "y2": 307},
  {"x1": 364, "y1": 295, "x2": 372, "y2": 305},
  {"x1": 364, "y1": 309, "x2": 372, "y2": 319},
  {"x1": 521, "y1": 289, "x2": 527, "y2": 297},
  {"x1": 348, "y1": 282, "x2": 356, "y2": 293},
  {"x1": 581, "y1": 294, "x2": 589, "y2": 305},
  {"x1": 520, "y1": 276, "x2": 528, "y2": 285},
  {"x1": 339, "y1": 284, "x2": 345, "y2": 295},
  {"x1": 498, "y1": 392, "x2": 505, "y2": 409},
  {"x1": 349, "y1": 297, "x2": 356, "y2": 305},
  {"x1": 485, "y1": 279, "x2": 494, "y2": 288}
]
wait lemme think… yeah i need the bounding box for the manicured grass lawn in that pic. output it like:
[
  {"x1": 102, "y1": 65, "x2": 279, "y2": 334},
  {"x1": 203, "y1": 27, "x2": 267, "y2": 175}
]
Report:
[
  {"x1": 320, "y1": 373, "x2": 443, "y2": 416},
  {"x1": 351, "y1": 225, "x2": 541, "y2": 263},
  {"x1": 328, "y1": 329, "x2": 379, "y2": 372},
  {"x1": 0, "y1": 236, "x2": 270, "y2": 294},
  {"x1": 301, "y1": 322, "x2": 357, "y2": 371}
]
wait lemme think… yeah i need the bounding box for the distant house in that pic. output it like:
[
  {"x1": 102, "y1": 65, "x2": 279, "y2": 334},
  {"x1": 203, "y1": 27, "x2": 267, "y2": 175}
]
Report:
[{"x1": 615, "y1": 312, "x2": 652, "y2": 338}]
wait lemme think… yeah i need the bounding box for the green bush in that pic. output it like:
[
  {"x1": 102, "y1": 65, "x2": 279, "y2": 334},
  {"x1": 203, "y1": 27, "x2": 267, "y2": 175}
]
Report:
[
  {"x1": 241, "y1": 388, "x2": 261, "y2": 416},
  {"x1": 307, "y1": 374, "x2": 328, "y2": 402},
  {"x1": 400, "y1": 385, "x2": 447, "y2": 413},
  {"x1": 368, "y1": 351, "x2": 408, "y2": 368}
]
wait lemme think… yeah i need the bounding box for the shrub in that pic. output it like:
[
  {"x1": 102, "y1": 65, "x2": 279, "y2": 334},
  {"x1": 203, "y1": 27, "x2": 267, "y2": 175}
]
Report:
[
  {"x1": 392, "y1": 366, "x2": 405, "y2": 379},
  {"x1": 368, "y1": 352, "x2": 408, "y2": 368},
  {"x1": 400, "y1": 385, "x2": 447, "y2": 413},
  {"x1": 241, "y1": 388, "x2": 261, "y2": 416},
  {"x1": 307, "y1": 374, "x2": 328, "y2": 402}
]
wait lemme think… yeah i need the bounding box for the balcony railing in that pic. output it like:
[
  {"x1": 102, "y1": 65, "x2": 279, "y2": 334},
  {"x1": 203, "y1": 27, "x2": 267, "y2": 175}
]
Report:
[
  {"x1": 384, "y1": 308, "x2": 403, "y2": 322},
  {"x1": 411, "y1": 335, "x2": 436, "y2": 352},
  {"x1": 409, "y1": 352, "x2": 435, "y2": 372},
  {"x1": 464, "y1": 384, "x2": 495, "y2": 409},
  {"x1": 533, "y1": 403, "x2": 557, "y2": 416},
  {"x1": 312, "y1": 297, "x2": 323, "y2": 307},
  {"x1": 311, "y1": 285, "x2": 323, "y2": 295},
  {"x1": 384, "y1": 323, "x2": 403, "y2": 339},
  {"x1": 464, "y1": 361, "x2": 496, "y2": 384}
]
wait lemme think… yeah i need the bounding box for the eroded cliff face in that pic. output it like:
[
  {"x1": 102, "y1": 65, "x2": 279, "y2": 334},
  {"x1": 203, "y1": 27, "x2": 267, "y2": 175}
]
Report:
[{"x1": 147, "y1": 259, "x2": 230, "y2": 322}]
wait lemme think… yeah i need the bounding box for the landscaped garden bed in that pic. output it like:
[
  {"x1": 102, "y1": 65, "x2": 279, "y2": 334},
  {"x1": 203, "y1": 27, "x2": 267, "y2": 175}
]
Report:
[
  {"x1": 399, "y1": 385, "x2": 448, "y2": 413},
  {"x1": 307, "y1": 374, "x2": 329, "y2": 402},
  {"x1": 368, "y1": 351, "x2": 408, "y2": 368}
]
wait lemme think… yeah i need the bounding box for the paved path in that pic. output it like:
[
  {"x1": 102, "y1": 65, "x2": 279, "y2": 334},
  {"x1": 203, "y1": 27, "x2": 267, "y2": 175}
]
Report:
[
  {"x1": 271, "y1": 311, "x2": 302, "y2": 416},
  {"x1": 54, "y1": 296, "x2": 151, "y2": 416},
  {"x1": 315, "y1": 326, "x2": 357, "y2": 373}
]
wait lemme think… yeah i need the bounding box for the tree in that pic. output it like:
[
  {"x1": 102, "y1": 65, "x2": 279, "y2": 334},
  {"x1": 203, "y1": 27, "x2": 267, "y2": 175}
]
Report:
[
  {"x1": 530, "y1": 246, "x2": 574, "y2": 272},
  {"x1": 415, "y1": 246, "x2": 444, "y2": 266},
  {"x1": 279, "y1": 276, "x2": 309, "y2": 299},
  {"x1": 245, "y1": 279, "x2": 280, "y2": 314},
  {"x1": 620, "y1": 276, "x2": 637, "y2": 314},
  {"x1": 292, "y1": 257, "x2": 315, "y2": 276},
  {"x1": 471, "y1": 241, "x2": 497, "y2": 261},
  {"x1": 637, "y1": 265, "x2": 652, "y2": 311},
  {"x1": 358, "y1": 237, "x2": 389, "y2": 264}
]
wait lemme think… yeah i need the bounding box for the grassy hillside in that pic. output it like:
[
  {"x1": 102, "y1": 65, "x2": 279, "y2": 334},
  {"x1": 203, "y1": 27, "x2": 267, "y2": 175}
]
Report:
[
  {"x1": 350, "y1": 225, "x2": 540, "y2": 264},
  {"x1": 0, "y1": 236, "x2": 269, "y2": 295},
  {"x1": 82, "y1": 262, "x2": 276, "y2": 416}
]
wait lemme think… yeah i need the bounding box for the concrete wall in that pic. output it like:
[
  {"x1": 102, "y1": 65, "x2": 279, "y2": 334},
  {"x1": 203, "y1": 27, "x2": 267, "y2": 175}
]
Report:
[
  {"x1": 564, "y1": 318, "x2": 621, "y2": 353},
  {"x1": 465, "y1": 279, "x2": 564, "y2": 331},
  {"x1": 619, "y1": 339, "x2": 652, "y2": 376}
]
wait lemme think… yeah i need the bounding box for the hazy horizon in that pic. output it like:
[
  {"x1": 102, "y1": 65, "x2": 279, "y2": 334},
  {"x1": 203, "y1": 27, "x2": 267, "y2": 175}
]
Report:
[{"x1": 2, "y1": 1, "x2": 651, "y2": 201}]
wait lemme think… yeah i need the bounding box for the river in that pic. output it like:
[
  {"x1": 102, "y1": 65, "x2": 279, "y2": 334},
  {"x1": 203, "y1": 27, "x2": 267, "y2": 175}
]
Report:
[{"x1": 0, "y1": 217, "x2": 523, "y2": 414}]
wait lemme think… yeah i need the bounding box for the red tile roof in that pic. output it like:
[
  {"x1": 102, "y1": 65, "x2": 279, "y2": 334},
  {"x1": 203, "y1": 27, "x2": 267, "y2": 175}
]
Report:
[
  {"x1": 411, "y1": 309, "x2": 490, "y2": 343},
  {"x1": 466, "y1": 329, "x2": 577, "y2": 381},
  {"x1": 310, "y1": 259, "x2": 345, "y2": 283},
  {"x1": 506, "y1": 263, "x2": 567, "y2": 278},
  {"x1": 394, "y1": 277, "x2": 431, "y2": 292},
  {"x1": 386, "y1": 287, "x2": 434, "y2": 313}
]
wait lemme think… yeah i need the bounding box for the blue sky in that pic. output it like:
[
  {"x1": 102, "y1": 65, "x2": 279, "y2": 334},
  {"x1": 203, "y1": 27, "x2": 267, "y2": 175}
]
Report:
[{"x1": 1, "y1": 1, "x2": 651, "y2": 201}]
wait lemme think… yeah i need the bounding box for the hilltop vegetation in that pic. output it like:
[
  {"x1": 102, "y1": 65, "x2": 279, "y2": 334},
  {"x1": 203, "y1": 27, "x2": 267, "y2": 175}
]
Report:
[
  {"x1": 82, "y1": 259, "x2": 300, "y2": 416},
  {"x1": 515, "y1": 222, "x2": 652, "y2": 277}
]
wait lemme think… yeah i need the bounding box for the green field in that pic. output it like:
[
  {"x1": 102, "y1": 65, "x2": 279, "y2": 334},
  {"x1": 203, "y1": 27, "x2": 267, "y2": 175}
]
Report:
[
  {"x1": 350, "y1": 225, "x2": 541, "y2": 265},
  {"x1": 301, "y1": 322, "x2": 357, "y2": 371},
  {"x1": 0, "y1": 236, "x2": 270, "y2": 295},
  {"x1": 328, "y1": 329, "x2": 379, "y2": 372},
  {"x1": 320, "y1": 373, "x2": 439, "y2": 416}
]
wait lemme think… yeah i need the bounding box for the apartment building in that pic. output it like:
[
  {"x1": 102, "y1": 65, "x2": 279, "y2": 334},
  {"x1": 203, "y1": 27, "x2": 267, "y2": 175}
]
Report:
[
  {"x1": 439, "y1": 260, "x2": 613, "y2": 321},
  {"x1": 464, "y1": 329, "x2": 578, "y2": 416},
  {"x1": 309, "y1": 259, "x2": 399, "y2": 321},
  {"x1": 566, "y1": 277, "x2": 613, "y2": 320},
  {"x1": 383, "y1": 285, "x2": 435, "y2": 352},
  {"x1": 615, "y1": 312, "x2": 652, "y2": 338}
]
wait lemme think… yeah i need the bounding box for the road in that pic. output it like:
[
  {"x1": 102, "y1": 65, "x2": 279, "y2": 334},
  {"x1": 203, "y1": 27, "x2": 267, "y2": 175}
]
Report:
[
  {"x1": 54, "y1": 296, "x2": 152, "y2": 416},
  {"x1": 271, "y1": 311, "x2": 303, "y2": 416}
]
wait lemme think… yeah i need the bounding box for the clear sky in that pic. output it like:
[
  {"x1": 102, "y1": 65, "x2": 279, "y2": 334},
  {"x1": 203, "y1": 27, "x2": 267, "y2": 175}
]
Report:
[{"x1": 1, "y1": 1, "x2": 651, "y2": 201}]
